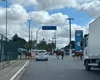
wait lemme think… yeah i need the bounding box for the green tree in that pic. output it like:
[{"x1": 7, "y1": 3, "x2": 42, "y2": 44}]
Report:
[
  {"x1": 37, "y1": 40, "x2": 47, "y2": 50},
  {"x1": 64, "y1": 41, "x2": 75, "y2": 51},
  {"x1": 11, "y1": 34, "x2": 27, "y2": 48},
  {"x1": 46, "y1": 42, "x2": 55, "y2": 52},
  {"x1": 24, "y1": 40, "x2": 37, "y2": 50}
]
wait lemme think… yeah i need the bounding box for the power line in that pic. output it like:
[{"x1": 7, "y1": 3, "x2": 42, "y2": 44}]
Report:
[
  {"x1": 74, "y1": 0, "x2": 97, "y2": 23},
  {"x1": 71, "y1": 0, "x2": 92, "y2": 18},
  {"x1": 74, "y1": 0, "x2": 97, "y2": 25}
]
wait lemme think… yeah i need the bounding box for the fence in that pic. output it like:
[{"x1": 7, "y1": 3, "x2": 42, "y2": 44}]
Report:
[{"x1": 0, "y1": 34, "x2": 19, "y2": 62}]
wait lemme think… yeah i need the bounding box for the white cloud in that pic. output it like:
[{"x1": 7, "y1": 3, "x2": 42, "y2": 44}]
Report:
[
  {"x1": 0, "y1": 4, "x2": 29, "y2": 39},
  {"x1": 36, "y1": 0, "x2": 78, "y2": 10},
  {"x1": 79, "y1": 0, "x2": 100, "y2": 18},
  {"x1": 30, "y1": 11, "x2": 68, "y2": 26},
  {"x1": 11, "y1": 0, "x2": 100, "y2": 18},
  {"x1": 12, "y1": 0, "x2": 37, "y2": 6},
  {"x1": 0, "y1": 4, "x2": 29, "y2": 25}
]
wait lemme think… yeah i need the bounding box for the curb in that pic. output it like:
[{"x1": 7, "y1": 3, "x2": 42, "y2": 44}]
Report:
[
  {"x1": 0, "y1": 60, "x2": 18, "y2": 69},
  {"x1": 10, "y1": 60, "x2": 29, "y2": 80}
]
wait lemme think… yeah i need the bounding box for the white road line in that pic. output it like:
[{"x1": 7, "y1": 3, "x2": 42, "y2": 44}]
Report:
[{"x1": 10, "y1": 60, "x2": 29, "y2": 80}]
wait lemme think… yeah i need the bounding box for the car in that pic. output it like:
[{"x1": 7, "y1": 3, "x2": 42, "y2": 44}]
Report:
[{"x1": 35, "y1": 50, "x2": 48, "y2": 61}]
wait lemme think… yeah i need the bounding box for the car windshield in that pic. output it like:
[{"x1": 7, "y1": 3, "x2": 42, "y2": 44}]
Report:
[{"x1": 37, "y1": 50, "x2": 46, "y2": 53}]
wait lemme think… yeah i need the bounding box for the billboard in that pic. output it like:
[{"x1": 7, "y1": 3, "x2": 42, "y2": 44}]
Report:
[
  {"x1": 42, "y1": 26, "x2": 57, "y2": 30},
  {"x1": 75, "y1": 30, "x2": 83, "y2": 51}
]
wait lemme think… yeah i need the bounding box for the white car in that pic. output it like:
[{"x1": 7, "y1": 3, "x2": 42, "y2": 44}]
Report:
[{"x1": 35, "y1": 50, "x2": 48, "y2": 61}]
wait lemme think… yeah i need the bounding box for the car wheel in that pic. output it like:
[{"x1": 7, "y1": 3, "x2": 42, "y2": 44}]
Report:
[
  {"x1": 45, "y1": 59, "x2": 48, "y2": 61},
  {"x1": 36, "y1": 59, "x2": 38, "y2": 61},
  {"x1": 85, "y1": 60, "x2": 91, "y2": 71}
]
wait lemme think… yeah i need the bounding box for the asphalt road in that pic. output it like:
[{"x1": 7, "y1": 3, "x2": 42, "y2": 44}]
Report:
[{"x1": 21, "y1": 56, "x2": 100, "y2": 80}]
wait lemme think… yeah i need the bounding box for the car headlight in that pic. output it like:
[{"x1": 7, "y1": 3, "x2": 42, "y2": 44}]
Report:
[
  {"x1": 84, "y1": 56, "x2": 89, "y2": 59},
  {"x1": 44, "y1": 55, "x2": 48, "y2": 58},
  {"x1": 36, "y1": 56, "x2": 39, "y2": 58}
]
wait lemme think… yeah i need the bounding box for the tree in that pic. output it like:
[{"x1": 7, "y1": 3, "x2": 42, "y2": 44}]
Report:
[
  {"x1": 46, "y1": 42, "x2": 55, "y2": 52},
  {"x1": 64, "y1": 41, "x2": 75, "y2": 51},
  {"x1": 37, "y1": 40, "x2": 47, "y2": 50},
  {"x1": 24, "y1": 40, "x2": 37, "y2": 50},
  {"x1": 11, "y1": 34, "x2": 27, "y2": 48}
]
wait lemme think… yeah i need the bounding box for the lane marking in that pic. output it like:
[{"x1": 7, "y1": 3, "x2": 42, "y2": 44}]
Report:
[{"x1": 10, "y1": 60, "x2": 29, "y2": 80}]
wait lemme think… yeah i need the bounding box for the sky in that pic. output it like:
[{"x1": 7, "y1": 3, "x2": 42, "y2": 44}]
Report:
[{"x1": 0, "y1": 0, "x2": 100, "y2": 48}]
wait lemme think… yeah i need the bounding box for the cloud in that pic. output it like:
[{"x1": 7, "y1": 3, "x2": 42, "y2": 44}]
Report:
[
  {"x1": 0, "y1": 4, "x2": 29, "y2": 25},
  {"x1": 0, "y1": 4, "x2": 29, "y2": 39},
  {"x1": 30, "y1": 11, "x2": 68, "y2": 26},
  {"x1": 12, "y1": 0, "x2": 100, "y2": 19},
  {"x1": 79, "y1": 0, "x2": 100, "y2": 18},
  {"x1": 12, "y1": 0, "x2": 37, "y2": 6},
  {"x1": 36, "y1": 0, "x2": 78, "y2": 10}
]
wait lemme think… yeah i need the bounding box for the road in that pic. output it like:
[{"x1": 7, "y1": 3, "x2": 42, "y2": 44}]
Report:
[{"x1": 21, "y1": 56, "x2": 100, "y2": 80}]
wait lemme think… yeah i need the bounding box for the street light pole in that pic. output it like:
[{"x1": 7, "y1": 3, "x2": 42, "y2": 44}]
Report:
[
  {"x1": 6, "y1": 0, "x2": 7, "y2": 38},
  {"x1": 36, "y1": 28, "x2": 41, "y2": 53},
  {"x1": 53, "y1": 32, "x2": 57, "y2": 51},
  {"x1": 2, "y1": 0, "x2": 7, "y2": 38},
  {"x1": 28, "y1": 20, "x2": 31, "y2": 52},
  {"x1": 31, "y1": 28, "x2": 33, "y2": 41}
]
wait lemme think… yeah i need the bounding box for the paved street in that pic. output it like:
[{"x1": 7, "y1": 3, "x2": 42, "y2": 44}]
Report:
[{"x1": 21, "y1": 56, "x2": 100, "y2": 80}]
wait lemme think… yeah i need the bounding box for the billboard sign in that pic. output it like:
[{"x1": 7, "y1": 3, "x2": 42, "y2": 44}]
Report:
[
  {"x1": 75, "y1": 30, "x2": 83, "y2": 51},
  {"x1": 42, "y1": 26, "x2": 57, "y2": 30}
]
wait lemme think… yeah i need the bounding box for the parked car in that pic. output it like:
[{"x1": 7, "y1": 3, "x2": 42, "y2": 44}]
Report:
[{"x1": 35, "y1": 50, "x2": 48, "y2": 61}]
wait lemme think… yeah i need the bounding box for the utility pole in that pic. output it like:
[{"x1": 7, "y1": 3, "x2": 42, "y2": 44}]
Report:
[
  {"x1": 66, "y1": 18, "x2": 74, "y2": 56},
  {"x1": 31, "y1": 28, "x2": 33, "y2": 41},
  {"x1": 2, "y1": 0, "x2": 7, "y2": 38},
  {"x1": 53, "y1": 32, "x2": 57, "y2": 51},
  {"x1": 28, "y1": 20, "x2": 31, "y2": 52},
  {"x1": 31, "y1": 28, "x2": 33, "y2": 49}
]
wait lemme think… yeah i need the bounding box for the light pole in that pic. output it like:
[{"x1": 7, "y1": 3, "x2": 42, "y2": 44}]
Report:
[
  {"x1": 53, "y1": 32, "x2": 57, "y2": 51},
  {"x1": 2, "y1": 0, "x2": 7, "y2": 38},
  {"x1": 28, "y1": 20, "x2": 31, "y2": 52},
  {"x1": 31, "y1": 28, "x2": 33, "y2": 41},
  {"x1": 36, "y1": 28, "x2": 41, "y2": 53}
]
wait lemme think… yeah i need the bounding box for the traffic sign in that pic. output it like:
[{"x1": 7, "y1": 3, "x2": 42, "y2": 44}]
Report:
[{"x1": 42, "y1": 26, "x2": 57, "y2": 30}]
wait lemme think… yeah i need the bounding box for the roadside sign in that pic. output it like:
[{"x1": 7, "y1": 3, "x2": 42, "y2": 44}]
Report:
[
  {"x1": 75, "y1": 30, "x2": 83, "y2": 51},
  {"x1": 42, "y1": 26, "x2": 57, "y2": 30},
  {"x1": 77, "y1": 42, "x2": 80, "y2": 46}
]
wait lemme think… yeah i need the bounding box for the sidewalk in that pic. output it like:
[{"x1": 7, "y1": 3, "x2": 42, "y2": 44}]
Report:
[
  {"x1": 0, "y1": 60, "x2": 29, "y2": 80},
  {"x1": 0, "y1": 60, "x2": 18, "y2": 69}
]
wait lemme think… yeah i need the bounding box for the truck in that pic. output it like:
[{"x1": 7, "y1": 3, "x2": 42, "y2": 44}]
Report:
[{"x1": 84, "y1": 17, "x2": 100, "y2": 71}]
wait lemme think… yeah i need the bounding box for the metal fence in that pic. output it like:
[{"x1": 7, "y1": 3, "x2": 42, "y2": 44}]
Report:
[{"x1": 0, "y1": 34, "x2": 19, "y2": 62}]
